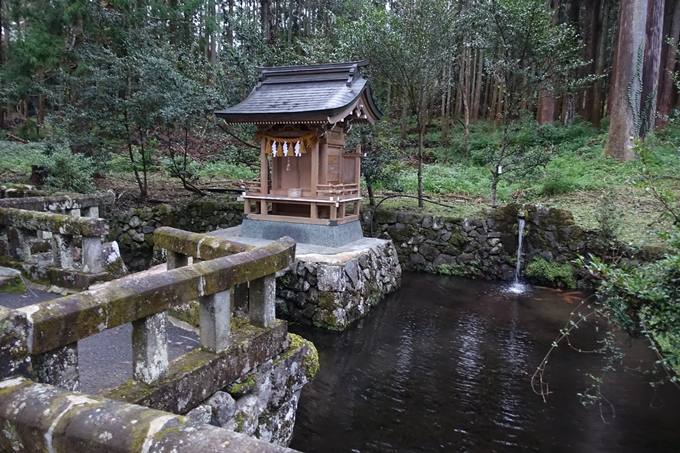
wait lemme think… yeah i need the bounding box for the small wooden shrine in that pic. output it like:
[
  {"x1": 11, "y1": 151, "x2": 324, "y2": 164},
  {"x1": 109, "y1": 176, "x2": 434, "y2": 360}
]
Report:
[{"x1": 215, "y1": 61, "x2": 381, "y2": 247}]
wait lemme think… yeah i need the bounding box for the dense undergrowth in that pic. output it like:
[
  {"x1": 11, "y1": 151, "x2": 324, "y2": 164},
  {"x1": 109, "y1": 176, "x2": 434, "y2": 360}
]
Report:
[
  {"x1": 2, "y1": 115, "x2": 680, "y2": 245},
  {"x1": 1, "y1": 113, "x2": 678, "y2": 392}
]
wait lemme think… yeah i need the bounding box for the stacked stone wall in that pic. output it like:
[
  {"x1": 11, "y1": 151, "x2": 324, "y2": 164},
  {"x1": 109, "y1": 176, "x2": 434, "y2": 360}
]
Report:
[
  {"x1": 185, "y1": 333, "x2": 318, "y2": 447},
  {"x1": 276, "y1": 241, "x2": 401, "y2": 330},
  {"x1": 104, "y1": 198, "x2": 242, "y2": 271},
  {"x1": 361, "y1": 203, "x2": 662, "y2": 286}
]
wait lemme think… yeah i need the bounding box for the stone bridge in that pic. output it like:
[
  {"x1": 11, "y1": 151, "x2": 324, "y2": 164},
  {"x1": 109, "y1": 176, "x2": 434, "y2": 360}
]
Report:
[{"x1": 0, "y1": 211, "x2": 316, "y2": 452}]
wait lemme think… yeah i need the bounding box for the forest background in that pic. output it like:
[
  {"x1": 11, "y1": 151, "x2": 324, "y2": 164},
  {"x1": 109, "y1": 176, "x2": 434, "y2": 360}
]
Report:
[{"x1": 0, "y1": 0, "x2": 678, "y2": 394}]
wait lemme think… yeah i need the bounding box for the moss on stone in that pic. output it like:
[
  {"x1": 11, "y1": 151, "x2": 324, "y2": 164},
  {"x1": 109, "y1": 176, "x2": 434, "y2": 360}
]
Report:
[
  {"x1": 228, "y1": 374, "x2": 257, "y2": 396},
  {"x1": 234, "y1": 411, "x2": 248, "y2": 432},
  {"x1": 0, "y1": 277, "x2": 25, "y2": 294},
  {"x1": 523, "y1": 258, "x2": 576, "y2": 289},
  {"x1": 312, "y1": 310, "x2": 344, "y2": 331},
  {"x1": 294, "y1": 334, "x2": 319, "y2": 378},
  {"x1": 436, "y1": 263, "x2": 474, "y2": 278}
]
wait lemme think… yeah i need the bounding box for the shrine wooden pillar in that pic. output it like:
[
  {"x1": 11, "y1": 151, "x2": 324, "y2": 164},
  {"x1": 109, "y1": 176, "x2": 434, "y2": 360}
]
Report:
[
  {"x1": 310, "y1": 142, "x2": 319, "y2": 219},
  {"x1": 260, "y1": 137, "x2": 268, "y2": 214}
]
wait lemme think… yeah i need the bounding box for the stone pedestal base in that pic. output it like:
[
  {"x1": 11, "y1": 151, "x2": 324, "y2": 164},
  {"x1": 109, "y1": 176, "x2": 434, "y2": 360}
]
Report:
[
  {"x1": 240, "y1": 218, "x2": 363, "y2": 248},
  {"x1": 276, "y1": 239, "x2": 402, "y2": 330}
]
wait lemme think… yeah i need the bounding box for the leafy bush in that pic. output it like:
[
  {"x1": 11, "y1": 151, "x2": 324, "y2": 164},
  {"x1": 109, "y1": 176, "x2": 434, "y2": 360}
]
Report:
[
  {"x1": 595, "y1": 190, "x2": 623, "y2": 240},
  {"x1": 195, "y1": 160, "x2": 257, "y2": 180},
  {"x1": 523, "y1": 258, "x2": 576, "y2": 289},
  {"x1": 42, "y1": 146, "x2": 96, "y2": 193},
  {"x1": 540, "y1": 171, "x2": 575, "y2": 196}
]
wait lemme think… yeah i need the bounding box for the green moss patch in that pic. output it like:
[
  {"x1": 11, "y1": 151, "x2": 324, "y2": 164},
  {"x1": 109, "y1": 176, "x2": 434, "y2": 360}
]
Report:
[
  {"x1": 523, "y1": 258, "x2": 576, "y2": 289},
  {"x1": 0, "y1": 277, "x2": 26, "y2": 294}
]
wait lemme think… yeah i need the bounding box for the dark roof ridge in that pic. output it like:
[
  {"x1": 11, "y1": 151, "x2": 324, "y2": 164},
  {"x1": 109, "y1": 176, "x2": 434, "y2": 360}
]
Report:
[{"x1": 255, "y1": 60, "x2": 369, "y2": 74}]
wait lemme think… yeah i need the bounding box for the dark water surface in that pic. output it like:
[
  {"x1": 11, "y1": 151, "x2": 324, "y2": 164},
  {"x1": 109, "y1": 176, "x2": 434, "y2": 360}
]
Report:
[{"x1": 289, "y1": 273, "x2": 680, "y2": 453}]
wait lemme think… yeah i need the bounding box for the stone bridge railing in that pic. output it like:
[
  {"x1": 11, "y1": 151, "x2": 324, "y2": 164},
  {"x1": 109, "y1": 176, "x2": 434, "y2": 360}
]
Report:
[
  {"x1": 154, "y1": 226, "x2": 259, "y2": 321},
  {"x1": 0, "y1": 232, "x2": 297, "y2": 452},
  {"x1": 0, "y1": 192, "x2": 120, "y2": 288},
  {"x1": 0, "y1": 207, "x2": 109, "y2": 273},
  {"x1": 0, "y1": 192, "x2": 114, "y2": 216}
]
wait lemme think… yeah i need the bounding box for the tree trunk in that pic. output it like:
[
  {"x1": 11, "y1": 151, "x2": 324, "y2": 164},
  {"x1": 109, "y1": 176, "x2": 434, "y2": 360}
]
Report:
[
  {"x1": 495, "y1": 83, "x2": 504, "y2": 129},
  {"x1": 387, "y1": 80, "x2": 392, "y2": 119},
  {"x1": 226, "y1": 0, "x2": 234, "y2": 45},
  {"x1": 454, "y1": 65, "x2": 463, "y2": 119},
  {"x1": 604, "y1": 0, "x2": 648, "y2": 162},
  {"x1": 584, "y1": 0, "x2": 601, "y2": 123},
  {"x1": 400, "y1": 99, "x2": 408, "y2": 140},
  {"x1": 0, "y1": 0, "x2": 4, "y2": 66},
  {"x1": 639, "y1": 0, "x2": 664, "y2": 138},
  {"x1": 38, "y1": 67, "x2": 45, "y2": 125},
  {"x1": 418, "y1": 123, "x2": 424, "y2": 208},
  {"x1": 656, "y1": 0, "x2": 680, "y2": 130},
  {"x1": 537, "y1": 86, "x2": 556, "y2": 124},
  {"x1": 441, "y1": 61, "x2": 450, "y2": 146},
  {"x1": 209, "y1": 0, "x2": 217, "y2": 64},
  {"x1": 490, "y1": 173, "x2": 499, "y2": 208},
  {"x1": 489, "y1": 79, "x2": 498, "y2": 122},
  {"x1": 472, "y1": 49, "x2": 484, "y2": 123},
  {"x1": 463, "y1": 46, "x2": 472, "y2": 155},
  {"x1": 607, "y1": 3, "x2": 623, "y2": 119},
  {"x1": 593, "y1": 0, "x2": 613, "y2": 128},
  {"x1": 562, "y1": 0, "x2": 580, "y2": 125},
  {"x1": 367, "y1": 183, "x2": 376, "y2": 207}
]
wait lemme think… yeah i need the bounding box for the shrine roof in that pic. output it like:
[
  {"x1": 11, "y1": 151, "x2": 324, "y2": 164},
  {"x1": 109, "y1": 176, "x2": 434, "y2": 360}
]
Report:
[{"x1": 215, "y1": 60, "x2": 382, "y2": 124}]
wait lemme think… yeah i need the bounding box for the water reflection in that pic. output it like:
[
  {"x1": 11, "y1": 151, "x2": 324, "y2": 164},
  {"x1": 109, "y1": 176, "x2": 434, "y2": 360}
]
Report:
[{"x1": 290, "y1": 273, "x2": 680, "y2": 453}]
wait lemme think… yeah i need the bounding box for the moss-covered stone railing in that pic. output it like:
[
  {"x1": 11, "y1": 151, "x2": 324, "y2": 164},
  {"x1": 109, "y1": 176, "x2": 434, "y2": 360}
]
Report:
[
  {"x1": 154, "y1": 227, "x2": 260, "y2": 321},
  {"x1": 0, "y1": 377, "x2": 298, "y2": 453},
  {"x1": 0, "y1": 192, "x2": 114, "y2": 216},
  {"x1": 1, "y1": 235, "x2": 296, "y2": 395},
  {"x1": 0, "y1": 207, "x2": 109, "y2": 274}
]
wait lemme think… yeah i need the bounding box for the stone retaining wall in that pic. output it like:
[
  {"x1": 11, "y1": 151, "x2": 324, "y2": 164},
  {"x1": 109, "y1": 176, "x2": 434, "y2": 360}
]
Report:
[
  {"x1": 276, "y1": 240, "x2": 402, "y2": 330},
  {"x1": 185, "y1": 333, "x2": 318, "y2": 446},
  {"x1": 361, "y1": 203, "x2": 660, "y2": 287},
  {"x1": 104, "y1": 198, "x2": 243, "y2": 271},
  {"x1": 0, "y1": 377, "x2": 300, "y2": 453}
]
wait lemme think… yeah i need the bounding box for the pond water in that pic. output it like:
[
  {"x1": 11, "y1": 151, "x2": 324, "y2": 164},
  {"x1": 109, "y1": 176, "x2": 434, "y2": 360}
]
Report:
[{"x1": 289, "y1": 273, "x2": 680, "y2": 453}]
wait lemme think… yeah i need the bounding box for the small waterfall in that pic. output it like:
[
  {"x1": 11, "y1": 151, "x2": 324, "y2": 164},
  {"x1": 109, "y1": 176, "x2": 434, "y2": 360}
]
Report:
[
  {"x1": 514, "y1": 217, "x2": 525, "y2": 284},
  {"x1": 509, "y1": 216, "x2": 527, "y2": 294}
]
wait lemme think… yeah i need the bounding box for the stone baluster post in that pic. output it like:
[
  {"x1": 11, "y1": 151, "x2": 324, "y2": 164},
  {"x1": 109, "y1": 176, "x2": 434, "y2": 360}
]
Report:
[
  {"x1": 32, "y1": 343, "x2": 80, "y2": 392},
  {"x1": 248, "y1": 274, "x2": 276, "y2": 328},
  {"x1": 132, "y1": 311, "x2": 169, "y2": 384},
  {"x1": 7, "y1": 227, "x2": 31, "y2": 260},
  {"x1": 82, "y1": 236, "x2": 104, "y2": 273},
  {"x1": 51, "y1": 234, "x2": 74, "y2": 269},
  {"x1": 199, "y1": 290, "x2": 232, "y2": 353}
]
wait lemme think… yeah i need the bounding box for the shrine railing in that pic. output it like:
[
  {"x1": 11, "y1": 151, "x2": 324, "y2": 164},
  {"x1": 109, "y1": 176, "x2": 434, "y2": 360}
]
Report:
[{"x1": 315, "y1": 183, "x2": 360, "y2": 199}]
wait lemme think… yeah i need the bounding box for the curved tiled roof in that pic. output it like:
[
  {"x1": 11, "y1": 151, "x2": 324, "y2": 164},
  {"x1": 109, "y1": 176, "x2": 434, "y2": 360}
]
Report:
[{"x1": 215, "y1": 61, "x2": 382, "y2": 124}]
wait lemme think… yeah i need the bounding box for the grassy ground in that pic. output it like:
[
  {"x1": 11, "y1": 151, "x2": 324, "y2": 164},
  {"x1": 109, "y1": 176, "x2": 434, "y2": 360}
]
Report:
[
  {"x1": 365, "y1": 117, "x2": 680, "y2": 246},
  {"x1": 1, "y1": 116, "x2": 679, "y2": 246}
]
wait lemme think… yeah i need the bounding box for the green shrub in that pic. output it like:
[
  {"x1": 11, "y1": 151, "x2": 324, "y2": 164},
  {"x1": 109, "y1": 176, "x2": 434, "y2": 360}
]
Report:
[
  {"x1": 195, "y1": 160, "x2": 257, "y2": 180},
  {"x1": 42, "y1": 147, "x2": 96, "y2": 193},
  {"x1": 0, "y1": 141, "x2": 45, "y2": 175},
  {"x1": 540, "y1": 171, "x2": 575, "y2": 196},
  {"x1": 523, "y1": 258, "x2": 576, "y2": 289}
]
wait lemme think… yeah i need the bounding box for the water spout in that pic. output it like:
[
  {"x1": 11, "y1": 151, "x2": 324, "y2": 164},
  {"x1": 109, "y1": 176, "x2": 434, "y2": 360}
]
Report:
[
  {"x1": 514, "y1": 217, "x2": 525, "y2": 284},
  {"x1": 508, "y1": 216, "x2": 528, "y2": 294}
]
